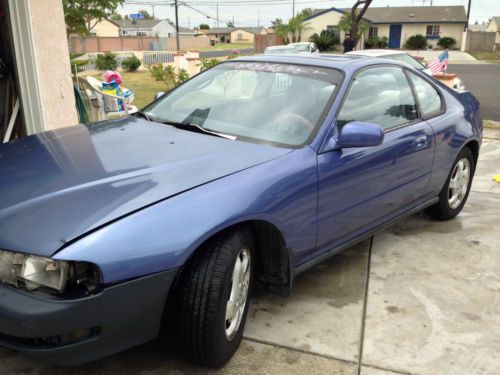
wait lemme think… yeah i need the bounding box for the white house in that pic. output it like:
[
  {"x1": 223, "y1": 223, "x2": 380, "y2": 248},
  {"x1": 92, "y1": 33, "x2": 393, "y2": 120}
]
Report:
[{"x1": 115, "y1": 19, "x2": 194, "y2": 38}]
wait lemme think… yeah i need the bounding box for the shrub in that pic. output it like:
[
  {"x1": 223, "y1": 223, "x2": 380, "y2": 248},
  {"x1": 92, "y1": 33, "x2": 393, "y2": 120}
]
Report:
[
  {"x1": 121, "y1": 55, "x2": 141, "y2": 71},
  {"x1": 177, "y1": 68, "x2": 190, "y2": 84},
  {"x1": 95, "y1": 52, "x2": 118, "y2": 71},
  {"x1": 198, "y1": 58, "x2": 221, "y2": 71},
  {"x1": 365, "y1": 36, "x2": 388, "y2": 49},
  {"x1": 148, "y1": 64, "x2": 189, "y2": 89},
  {"x1": 404, "y1": 34, "x2": 427, "y2": 50},
  {"x1": 437, "y1": 36, "x2": 456, "y2": 49},
  {"x1": 309, "y1": 30, "x2": 338, "y2": 52}
]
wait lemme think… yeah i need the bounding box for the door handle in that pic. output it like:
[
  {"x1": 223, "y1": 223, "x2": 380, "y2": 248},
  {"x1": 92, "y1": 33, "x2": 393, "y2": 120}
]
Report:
[{"x1": 413, "y1": 136, "x2": 427, "y2": 149}]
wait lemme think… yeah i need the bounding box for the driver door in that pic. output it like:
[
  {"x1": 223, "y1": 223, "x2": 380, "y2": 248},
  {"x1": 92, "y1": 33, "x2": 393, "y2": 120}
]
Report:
[{"x1": 314, "y1": 66, "x2": 435, "y2": 256}]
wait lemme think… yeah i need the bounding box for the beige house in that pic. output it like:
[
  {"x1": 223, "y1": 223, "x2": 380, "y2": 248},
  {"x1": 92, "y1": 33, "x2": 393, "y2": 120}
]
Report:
[
  {"x1": 487, "y1": 17, "x2": 500, "y2": 44},
  {"x1": 304, "y1": 5, "x2": 468, "y2": 49},
  {"x1": 201, "y1": 27, "x2": 267, "y2": 43},
  {"x1": 88, "y1": 19, "x2": 120, "y2": 37}
]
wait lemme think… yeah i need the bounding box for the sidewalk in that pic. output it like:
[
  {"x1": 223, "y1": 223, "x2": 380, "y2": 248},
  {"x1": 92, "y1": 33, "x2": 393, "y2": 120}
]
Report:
[{"x1": 406, "y1": 50, "x2": 490, "y2": 64}]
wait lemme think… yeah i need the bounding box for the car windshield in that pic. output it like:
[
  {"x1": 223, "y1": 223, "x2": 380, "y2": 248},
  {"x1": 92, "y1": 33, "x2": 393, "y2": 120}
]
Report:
[
  {"x1": 383, "y1": 54, "x2": 427, "y2": 70},
  {"x1": 265, "y1": 47, "x2": 296, "y2": 54},
  {"x1": 144, "y1": 62, "x2": 341, "y2": 147},
  {"x1": 291, "y1": 44, "x2": 310, "y2": 52}
]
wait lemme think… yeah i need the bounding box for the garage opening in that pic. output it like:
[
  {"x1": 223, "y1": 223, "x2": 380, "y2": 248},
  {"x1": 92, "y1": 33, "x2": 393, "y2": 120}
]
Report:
[{"x1": 0, "y1": 0, "x2": 26, "y2": 143}]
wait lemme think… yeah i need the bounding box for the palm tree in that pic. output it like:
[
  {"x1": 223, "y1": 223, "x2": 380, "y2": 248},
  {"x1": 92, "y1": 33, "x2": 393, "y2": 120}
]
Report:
[
  {"x1": 309, "y1": 30, "x2": 339, "y2": 51},
  {"x1": 288, "y1": 16, "x2": 311, "y2": 43},
  {"x1": 338, "y1": 13, "x2": 370, "y2": 42}
]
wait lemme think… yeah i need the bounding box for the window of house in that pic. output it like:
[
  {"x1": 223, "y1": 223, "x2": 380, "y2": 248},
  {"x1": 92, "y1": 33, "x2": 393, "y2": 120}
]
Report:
[
  {"x1": 407, "y1": 72, "x2": 443, "y2": 118},
  {"x1": 137, "y1": 31, "x2": 147, "y2": 36},
  {"x1": 337, "y1": 67, "x2": 418, "y2": 130},
  {"x1": 426, "y1": 25, "x2": 440, "y2": 36},
  {"x1": 368, "y1": 26, "x2": 378, "y2": 38},
  {"x1": 237, "y1": 33, "x2": 243, "y2": 40},
  {"x1": 122, "y1": 30, "x2": 128, "y2": 35}
]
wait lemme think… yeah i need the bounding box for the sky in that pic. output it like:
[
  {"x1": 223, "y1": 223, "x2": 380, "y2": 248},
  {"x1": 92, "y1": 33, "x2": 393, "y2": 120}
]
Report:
[{"x1": 119, "y1": 0, "x2": 500, "y2": 29}]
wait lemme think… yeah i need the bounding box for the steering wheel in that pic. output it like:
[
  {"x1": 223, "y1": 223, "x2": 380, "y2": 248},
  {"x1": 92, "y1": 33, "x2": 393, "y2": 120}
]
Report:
[{"x1": 272, "y1": 113, "x2": 315, "y2": 135}]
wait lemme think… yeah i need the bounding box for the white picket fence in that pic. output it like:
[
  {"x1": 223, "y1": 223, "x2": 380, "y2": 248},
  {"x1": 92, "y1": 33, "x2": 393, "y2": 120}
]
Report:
[
  {"x1": 143, "y1": 51, "x2": 175, "y2": 65},
  {"x1": 72, "y1": 51, "x2": 175, "y2": 72}
]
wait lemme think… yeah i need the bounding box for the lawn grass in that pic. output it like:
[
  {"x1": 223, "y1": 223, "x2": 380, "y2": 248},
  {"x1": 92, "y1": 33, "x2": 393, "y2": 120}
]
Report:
[
  {"x1": 470, "y1": 51, "x2": 500, "y2": 63},
  {"x1": 83, "y1": 70, "x2": 173, "y2": 110},
  {"x1": 199, "y1": 42, "x2": 254, "y2": 51},
  {"x1": 484, "y1": 120, "x2": 500, "y2": 129}
]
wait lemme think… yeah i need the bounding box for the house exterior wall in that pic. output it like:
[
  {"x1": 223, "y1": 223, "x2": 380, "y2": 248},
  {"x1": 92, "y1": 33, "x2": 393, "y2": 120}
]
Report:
[
  {"x1": 302, "y1": 10, "x2": 344, "y2": 42},
  {"x1": 487, "y1": 19, "x2": 500, "y2": 43},
  {"x1": 90, "y1": 19, "x2": 119, "y2": 37},
  {"x1": 23, "y1": 0, "x2": 77, "y2": 131},
  {"x1": 230, "y1": 29, "x2": 255, "y2": 42},
  {"x1": 151, "y1": 21, "x2": 176, "y2": 37},
  {"x1": 395, "y1": 23, "x2": 465, "y2": 48}
]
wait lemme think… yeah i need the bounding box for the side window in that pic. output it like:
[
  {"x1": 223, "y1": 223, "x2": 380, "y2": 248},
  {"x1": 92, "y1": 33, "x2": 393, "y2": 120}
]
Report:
[
  {"x1": 337, "y1": 67, "x2": 418, "y2": 130},
  {"x1": 407, "y1": 72, "x2": 443, "y2": 118}
]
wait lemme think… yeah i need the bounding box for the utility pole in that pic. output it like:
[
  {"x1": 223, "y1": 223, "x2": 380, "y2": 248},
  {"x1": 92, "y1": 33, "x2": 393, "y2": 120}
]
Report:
[
  {"x1": 257, "y1": 12, "x2": 260, "y2": 26},
  {"x1": 466, "y1": 0, "x2": 472, "y2": 28},
  {"x1": 174, "y1": 0, "x2": 180, "y2": 51},
  {"x1": 292, "y1": 0, "x2": 295, "y2": 18},
  {"x1": 216, "y1": 3, "x2": 219, "y2": 29}
]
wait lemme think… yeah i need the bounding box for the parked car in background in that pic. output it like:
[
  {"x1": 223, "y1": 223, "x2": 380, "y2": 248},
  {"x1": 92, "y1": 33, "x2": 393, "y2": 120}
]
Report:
[
  {"x1": 264, "y1": 42, "x2": 318, "y2": 55},
  {"x1": 0, "y1": 54, "x2": 481, "y2": 368},
  {"x1": 347, "y1": 49, "x2": 465, "y2": 89},
  {"x1": 288, "y1": 42, "x2": 319, "y2": 54},
  {"x1": 264, "y1": 45, "x2": 297, "y2": 54}
]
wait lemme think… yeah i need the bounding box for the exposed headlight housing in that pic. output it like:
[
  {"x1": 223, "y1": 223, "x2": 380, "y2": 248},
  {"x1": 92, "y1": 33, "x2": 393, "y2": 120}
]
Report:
[{"x1": 0, "y1": 249, "x2": 101, "y2": 298}]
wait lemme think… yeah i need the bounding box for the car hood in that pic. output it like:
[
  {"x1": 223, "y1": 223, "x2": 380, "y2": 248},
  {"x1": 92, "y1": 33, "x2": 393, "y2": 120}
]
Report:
[{"x1": 0, "y1": 117, "x2": 290, "y2": 256}]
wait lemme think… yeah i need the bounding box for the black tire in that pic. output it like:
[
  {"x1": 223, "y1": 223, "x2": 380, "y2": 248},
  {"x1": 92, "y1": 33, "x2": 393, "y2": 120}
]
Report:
[
  {"x1": 426, "y1": 147, "x2": 475, "y2": 220},
  {"x1": 176, "y1": 228, "x2": 254, "y2": 367}
]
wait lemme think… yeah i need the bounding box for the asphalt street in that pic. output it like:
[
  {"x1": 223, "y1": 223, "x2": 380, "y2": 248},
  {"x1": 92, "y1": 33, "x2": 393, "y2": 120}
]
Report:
[{"x1": 449, "y1": 64, "x2": 500, "y2": 121}]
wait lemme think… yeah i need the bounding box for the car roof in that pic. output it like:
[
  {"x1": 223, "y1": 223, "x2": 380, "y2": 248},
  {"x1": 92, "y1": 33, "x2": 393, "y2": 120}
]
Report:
[
  {"x1": 346, "y1": 49, "x2": 405, "y2": 57},
  {"x1": 233, "y1": 53, "x2": 394, "y2": 71}
]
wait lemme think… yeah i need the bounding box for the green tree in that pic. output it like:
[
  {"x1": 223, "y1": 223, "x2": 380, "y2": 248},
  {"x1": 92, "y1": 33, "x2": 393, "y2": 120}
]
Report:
[
  {"x1": 110, "y1": 12, "x2": 122, "y2": 20},
  {"x1": 138, "y1": 9, "x2": 154, "y2": 20},
  {"x1": 338, "y1": 12, "x2": 370, "y2": 42},
  {"x1": 288, "y1": 10, "x2": 312, "y2": 43},
  {"x1": 199, "y1": 23, "x2": 210, "y2": 30},
  {"x1": 64, "y1": 0, "x2": 124, "y2": 36},
  {"x1": 270, "y1": 18, "x2": 283, "y2": 29},
  {"x1": 226, "y1": 21, "x2": 235, "y2": 28}
]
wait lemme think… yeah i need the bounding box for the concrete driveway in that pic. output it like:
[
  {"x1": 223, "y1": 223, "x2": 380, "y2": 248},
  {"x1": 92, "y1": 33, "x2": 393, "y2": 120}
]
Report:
[{"x1": 1, "y1": 131, "x2": 499, "y2": 375}]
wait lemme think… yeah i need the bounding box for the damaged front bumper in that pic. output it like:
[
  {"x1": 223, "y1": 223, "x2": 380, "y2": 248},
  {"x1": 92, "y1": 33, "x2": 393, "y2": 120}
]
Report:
[{"x1": 0, "y1": 268, "x2": 178, "y2": 366}]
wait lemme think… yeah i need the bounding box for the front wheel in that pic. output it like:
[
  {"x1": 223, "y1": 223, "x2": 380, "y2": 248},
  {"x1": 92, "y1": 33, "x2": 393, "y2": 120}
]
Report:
[
  {"x1": 426, "y1": 147, "x2": 475, "y2": 220},
  {"x1": 176, "y1": 229, "x2": 254, "y2": 367}
]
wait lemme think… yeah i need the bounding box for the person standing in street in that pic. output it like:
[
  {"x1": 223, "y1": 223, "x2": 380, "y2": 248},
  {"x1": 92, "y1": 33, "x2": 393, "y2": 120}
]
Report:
[{"x1": 343, "y1": 33, "x2": 356, "y2": 53}]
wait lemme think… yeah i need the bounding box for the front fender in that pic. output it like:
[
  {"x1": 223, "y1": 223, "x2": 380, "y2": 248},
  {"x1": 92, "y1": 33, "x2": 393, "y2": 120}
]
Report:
[{"x1": 53, "y1": 147, "x2": 319, "y2": 284}]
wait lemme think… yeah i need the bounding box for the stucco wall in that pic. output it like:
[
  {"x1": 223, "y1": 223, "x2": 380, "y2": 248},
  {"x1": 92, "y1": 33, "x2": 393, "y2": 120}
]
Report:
[
  {"x1": 152, "y1": 21, "x2": 176, "y2": 37},
  {"x1": 302, "y1": 11, "x2": 344, "y2": 42},
  {"x1": 30, "y1": 0, "x2": 78, "y2": 130},
  {"x1": 398, "y1": 23, "x2": 464, "y2": 48},
  {"x1": 230, "y1": 29, "x2": 255, "y2": 42},
  {"x1": 90, "y1": 19, "x2": 119, "y2": 37}
]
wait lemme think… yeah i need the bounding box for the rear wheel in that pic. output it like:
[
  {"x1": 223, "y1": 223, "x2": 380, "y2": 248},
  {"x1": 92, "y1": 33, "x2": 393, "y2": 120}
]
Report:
[
  {"x1": 426, "y1": 147, "x2": 475, "y2": 220},
  {"x1": 176, "y1": 229, "x2": 254, "y2": 367}
]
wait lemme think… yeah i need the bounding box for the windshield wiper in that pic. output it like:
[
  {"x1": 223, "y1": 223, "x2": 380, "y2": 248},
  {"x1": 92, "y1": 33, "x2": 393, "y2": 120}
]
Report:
[
  {"x1": 133, "y1": 111, "x2": 152, "y2": 121},
  {"x1": 158, "y1": 120, "x2": 237, "y2": 140}
]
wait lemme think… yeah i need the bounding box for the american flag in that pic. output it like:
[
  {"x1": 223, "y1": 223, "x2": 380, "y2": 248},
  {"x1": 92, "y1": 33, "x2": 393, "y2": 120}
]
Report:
[{"x1": 429, "y1": 50, "x2": 449, "y2": 75}]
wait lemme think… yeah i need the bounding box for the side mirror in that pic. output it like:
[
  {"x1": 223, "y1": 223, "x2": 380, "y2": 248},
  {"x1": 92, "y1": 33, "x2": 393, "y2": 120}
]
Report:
[
  {"x1": 154, "y1": 91, "x2": 166, "y2": 100},
  {"x1": 335, "y1": 121, "x2": 384, "y2": 148}
]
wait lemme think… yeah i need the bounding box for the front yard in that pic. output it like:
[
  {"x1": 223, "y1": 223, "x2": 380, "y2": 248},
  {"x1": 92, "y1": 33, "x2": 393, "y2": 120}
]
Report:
[{"x1": 82, "y1": 70, "x2": 173, "y2": 110}]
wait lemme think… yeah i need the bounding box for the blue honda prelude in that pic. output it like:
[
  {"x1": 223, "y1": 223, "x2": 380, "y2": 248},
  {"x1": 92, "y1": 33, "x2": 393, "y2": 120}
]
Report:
[{"x1": 0, "y1": 54, "x2": 482, "y2": 366}]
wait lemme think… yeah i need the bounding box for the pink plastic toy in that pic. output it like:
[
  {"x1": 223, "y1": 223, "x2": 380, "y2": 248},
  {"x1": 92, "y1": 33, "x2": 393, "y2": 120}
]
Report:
[{"x1": 103, "y1": 70, "x2": 123, "y2": 85}]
